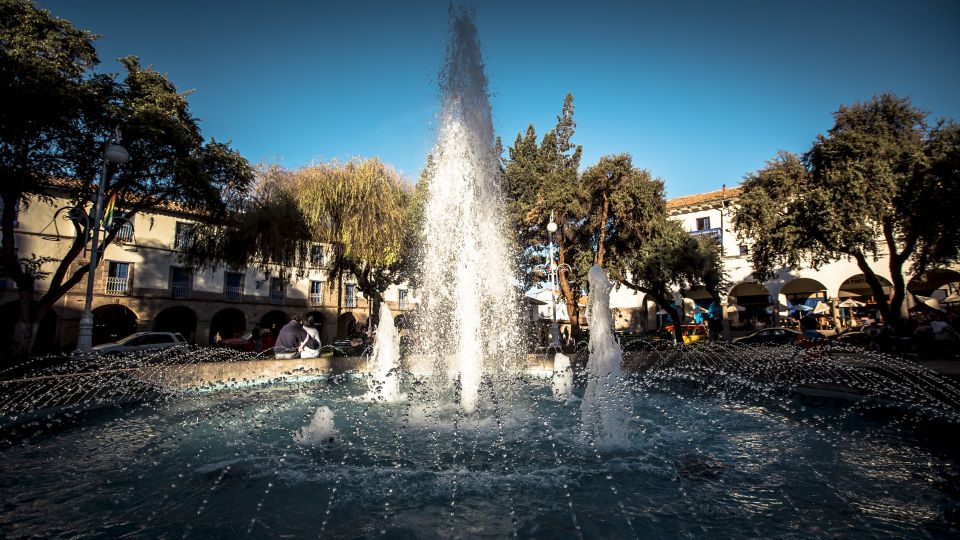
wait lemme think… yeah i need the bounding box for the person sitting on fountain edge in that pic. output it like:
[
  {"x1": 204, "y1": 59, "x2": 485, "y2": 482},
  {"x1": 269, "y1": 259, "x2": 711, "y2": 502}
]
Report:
[{"x1": 275, "y1": 316, "x2": 307, "y2": 359}]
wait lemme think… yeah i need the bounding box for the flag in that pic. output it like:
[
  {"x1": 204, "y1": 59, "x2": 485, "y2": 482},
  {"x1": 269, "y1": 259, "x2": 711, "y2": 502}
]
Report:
[{"x1": 102, "y1": 192, "x2": 117, "y2": 228}]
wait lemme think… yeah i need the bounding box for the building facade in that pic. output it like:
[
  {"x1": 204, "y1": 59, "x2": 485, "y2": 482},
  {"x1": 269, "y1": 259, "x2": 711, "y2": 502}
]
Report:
[{"x1": 1, "y1": 194, "x2": 416, "y2": 352}]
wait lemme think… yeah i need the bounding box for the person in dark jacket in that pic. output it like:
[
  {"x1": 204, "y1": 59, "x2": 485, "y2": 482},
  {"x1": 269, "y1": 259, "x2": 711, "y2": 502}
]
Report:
[{"x1": 275, "y1": 317, "x2": 307, "y2": 359}]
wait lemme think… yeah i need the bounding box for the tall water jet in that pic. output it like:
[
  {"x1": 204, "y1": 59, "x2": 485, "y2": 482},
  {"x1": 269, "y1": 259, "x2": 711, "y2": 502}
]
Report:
[
  {"x1": 580, "y1": 265, "x2": 628, "y2": 447},
  {"x1": 368, "y1": 303, "x2": 400, "y2": 402},
  {"x1": 414, "y1": 7, "x2": 521, "y2": 413}
]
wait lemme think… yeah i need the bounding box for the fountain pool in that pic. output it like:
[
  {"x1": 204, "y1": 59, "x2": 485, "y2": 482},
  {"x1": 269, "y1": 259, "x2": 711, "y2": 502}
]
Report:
[{"x1": 1, "y1": 372, "x2": 957, "y2": 538}]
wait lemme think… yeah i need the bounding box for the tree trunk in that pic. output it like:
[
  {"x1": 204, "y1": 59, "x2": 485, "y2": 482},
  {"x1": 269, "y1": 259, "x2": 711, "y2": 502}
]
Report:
[
  {"x1": 595, "y1": 192, "x2": 609, "y2": 267},
  {"x1": 662, "y1": 301, "x2": 684, "y2": 344},
  {"x1": 556, "y1": 230, "x2": 581, "y2": 339},
  {"x1": 852, "y1": 252, "x2": 896, "y2": 324}
]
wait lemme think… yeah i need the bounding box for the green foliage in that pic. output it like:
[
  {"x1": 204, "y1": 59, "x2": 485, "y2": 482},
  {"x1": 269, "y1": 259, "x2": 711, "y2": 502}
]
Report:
[
  {"x1": 735, "y1": 93, "x2": 960, "y2": 322},
  {"x1": 502, "y1": 93, "x2": 588, "y2": 333},
  {"x1": 0, "y1": 0, "x2": 252, "y2": 355},
  {"x1": 188, "y1": 159, "x2": 411, "y2": 305},
  {"x1": 580, "y1": 153, "x2": 665, "y2": 267}
]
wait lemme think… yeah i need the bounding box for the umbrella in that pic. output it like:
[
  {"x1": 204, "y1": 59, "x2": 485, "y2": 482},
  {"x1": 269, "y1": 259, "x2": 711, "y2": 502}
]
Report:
[
  {"x1": 693, "y1": 305, "x2": 710, "y2": 314},
  {"x1": 913, "y1": 294, "x2": 944, "y2": 312},
  {"x1": 943, "y1": 293, "x2": 960, "y2": 304},
  {"x1": 725, "y1": 304, "x2": 746, "y2": 313},
  {"x1": 837, "y1": 298, "x2": 865, "y2": 308},
  {"x1": 812, "y1": 301, "x2": 831, "y2": 315},
  {"x1": 791, "y1": 304, "x2": 813, "y2": 313},
  {"x1": 837, "y1": 290, "x2": 859, "y2": 298}
]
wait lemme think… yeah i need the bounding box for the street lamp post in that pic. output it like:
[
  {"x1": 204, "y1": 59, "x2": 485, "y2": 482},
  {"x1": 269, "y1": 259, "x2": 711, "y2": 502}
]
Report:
[
  {"x1": 546, "y1": 214, "x2": 561, "y2": 350},
  {"x1": 76, "y1": 132, "x2": 129, "y2": 353}
]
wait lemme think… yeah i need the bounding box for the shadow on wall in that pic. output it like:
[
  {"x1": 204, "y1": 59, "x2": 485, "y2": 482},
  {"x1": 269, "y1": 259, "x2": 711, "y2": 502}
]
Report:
[{"x1": 0, "y1": 300, "x2": 66, "y2": 358}]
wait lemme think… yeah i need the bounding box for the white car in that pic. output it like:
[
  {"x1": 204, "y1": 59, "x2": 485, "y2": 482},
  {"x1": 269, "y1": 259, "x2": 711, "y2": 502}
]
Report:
[{"x1": 92, "y1": 332, "x2": 188, "y2": 355}]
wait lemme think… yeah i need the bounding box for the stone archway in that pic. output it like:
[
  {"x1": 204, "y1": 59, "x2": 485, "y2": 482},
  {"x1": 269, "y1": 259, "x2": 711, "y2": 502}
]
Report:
[
  {"x1": 92, "y1": 304, "x2": 138, "y2": 345},
  {"x1": 908, "y1": 269, "x2": 960, "y2": 297},
  {"x1": 153, "y1": 306, "x2": 198, "y2": 343},
  {"x1": 728, "y1": 282, "x2": 771, "y2": 329},
  {"x1": 210, "y1": 308, "x2": 246, "y2": 345},
  {"x1": 337, "y1": 312, "x2": 357, "y2": 339},
  {"x1": 259, "y1": 310, "x2": 290, "y2": 335},
  {"x1": 781, "y1": 277, "x2": 829, "y2": 311},
  {"x1": 838, "y1": 274, "x2": 893, "y2": 304}
]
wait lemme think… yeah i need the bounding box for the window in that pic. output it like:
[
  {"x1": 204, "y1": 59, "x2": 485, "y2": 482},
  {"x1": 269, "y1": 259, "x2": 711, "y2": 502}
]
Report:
[
  {"x1": 398, "y1": 289, "x2": 408, "y2": 310},
  {"x1": 310, "y1": 245, "x2": 325, "y2": 267},
  {"x1": 309, "y1": 280, "x2": 323, "y2": 305},
  {"x1": 174, "y1": 221, "x2": 192, "y2": 250},
  {"x1": 106, "y1": 262, "x2": 130, "y2": 295},
  {"x1": 695, "y1": 216, "x2": 711, "y2": 231},
  {"x1": 345, "y1": 283, "x2": 356, "y2": 308},
  {"x1": 738, "y1": 244, "x2": 749, "y2": 256},
  {"x1": 170, "y1": 266, "x2": 191, "y2": 298},
  {"x1": 225, "y1": 272, "x2": 244, "y2": 301},
  {"x1": 270, "y1": 277, "x2": 285, "y2": 305},
  {"x1": 115, "y1": 212, "x2": 135, "y2": 242}
]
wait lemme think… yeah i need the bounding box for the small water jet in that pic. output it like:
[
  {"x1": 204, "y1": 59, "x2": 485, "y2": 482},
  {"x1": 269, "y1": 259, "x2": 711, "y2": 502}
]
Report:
[
  {"x1": 294, "y1": 405, "x2": 338, "y2": 446},
  {"x1": 367, "y1": 304, "x2": 400, "y2": 402},
  {"x1": 580, "y1": 265, "x2": 627, "y2": 447}
]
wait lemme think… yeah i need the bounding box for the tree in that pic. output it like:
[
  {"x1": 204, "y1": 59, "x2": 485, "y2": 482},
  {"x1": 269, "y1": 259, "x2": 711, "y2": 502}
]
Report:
[
  {"x1": 580, "y1": 154, "x2": 664, "y2": 268},
  {"x1": 581, "y1": 156, "x2": 724, "y2": 344},
  {"x1": 611, "y1": 220, "x2": 724, "y2": 343},
  {"x1": 188, "y1": 158, "x2": 411, "y2": 322},
  {"x1": 734, "y1": 94, "x2": 960, "y2": 324},
  {"x1": 502, "y1": 93, "x2": 589, "y2": 337},
  {"x1": 1, "y1": 1, "x2": 253, "y2": 356}
]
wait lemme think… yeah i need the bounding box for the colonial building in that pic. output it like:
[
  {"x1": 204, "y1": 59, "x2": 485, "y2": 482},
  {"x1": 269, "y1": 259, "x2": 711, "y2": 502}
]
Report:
[
  {"x1": 663, "y1": 186, "x2": 959, "y2": 330},
  {"x1": 1, "y1": 193, "x2": 416, "y2": 352}
]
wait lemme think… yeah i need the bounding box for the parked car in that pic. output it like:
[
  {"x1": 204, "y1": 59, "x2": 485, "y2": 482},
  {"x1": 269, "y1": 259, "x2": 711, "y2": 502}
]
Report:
[
  {"x1": 731, "y1": 327, "x2": 802, "y2": 346},
  {"x1": 221, "y1": 330, "x2": 276, "y2": 353},
  {"x1": 93, "y1": 332, "x2": 188, "y2": 355},
  {"x1": 830, "y1": 327, "x2": 870, "y2": 347}
]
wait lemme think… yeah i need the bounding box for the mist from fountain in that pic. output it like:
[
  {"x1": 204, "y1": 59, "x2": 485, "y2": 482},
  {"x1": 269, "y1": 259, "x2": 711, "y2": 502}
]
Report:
[{"x1": 413, "y1": 6, "x2": 522, "y2": 413}]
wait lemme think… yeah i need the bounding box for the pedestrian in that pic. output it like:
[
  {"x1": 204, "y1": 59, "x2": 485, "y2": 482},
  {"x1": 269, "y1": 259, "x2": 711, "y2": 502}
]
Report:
[
  {"x1": 300, "y1": 315, "x2": 322, "y2": 358},
  {"x1": 251, "y1": 324, "x2": 263, "y2": 353},
  {"x1": 708, "y1": 315, "x2": 723, "y2": 341},
  {"x1": 275, "y1": 316, "x2": 307, "y2": 359}
]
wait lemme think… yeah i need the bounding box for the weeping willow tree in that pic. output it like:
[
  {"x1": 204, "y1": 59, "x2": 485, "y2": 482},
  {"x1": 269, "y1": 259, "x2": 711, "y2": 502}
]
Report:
[
  {"x1": 187, "y1": 158, "x2": 412, "y2": 315},
  {"x1": 295, "y1": 158, "x2": 410, "y2": 312}
]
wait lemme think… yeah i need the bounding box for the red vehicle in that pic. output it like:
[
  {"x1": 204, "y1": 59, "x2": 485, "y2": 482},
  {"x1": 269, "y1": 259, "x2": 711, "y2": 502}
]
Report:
[{"x1": 220, "y1": 330, "x2": 276, "y2": 352}]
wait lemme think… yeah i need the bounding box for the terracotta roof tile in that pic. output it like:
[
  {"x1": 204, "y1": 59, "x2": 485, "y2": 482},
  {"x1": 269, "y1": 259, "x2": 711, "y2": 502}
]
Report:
[{"x1": 667, "y1": 186, "x2": 742, "y2": 209}]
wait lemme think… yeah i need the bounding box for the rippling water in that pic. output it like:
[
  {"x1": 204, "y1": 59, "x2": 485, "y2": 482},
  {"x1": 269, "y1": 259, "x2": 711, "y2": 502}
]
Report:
[{"x1": 1, "y1": 374, "x2": 956, "y2": 539}]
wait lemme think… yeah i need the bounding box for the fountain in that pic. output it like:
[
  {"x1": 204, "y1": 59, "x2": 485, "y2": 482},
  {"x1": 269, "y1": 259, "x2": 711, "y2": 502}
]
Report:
[
  {"x1": 0, "y1": 6, "x2": 959, "y2": 539},
  {"x1": 413, "y1": 5, "x2": 522, "y2": 414},
  {"x1": 367, "y1": 304, "x2": 400, "y2": 403}
]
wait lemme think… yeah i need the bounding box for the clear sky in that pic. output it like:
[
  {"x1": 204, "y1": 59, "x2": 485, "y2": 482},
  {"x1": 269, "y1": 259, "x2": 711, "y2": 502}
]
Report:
[{"x1": 39, "y1": 0, "x2": 960, "y2": 198}]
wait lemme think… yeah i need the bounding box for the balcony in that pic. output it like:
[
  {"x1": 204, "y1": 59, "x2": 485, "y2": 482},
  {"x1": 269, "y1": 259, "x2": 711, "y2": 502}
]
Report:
[
  {"x1": 225, "y1": 286, "x2": 243, "y2": 302},
  {"x1": 309, "y1": 293, "x2": 322, "y2": 306},
  {"x1": 690, "y1": 227, "x2": 722, "y2": 241},
  {"x1": 171, "y1": 281, "x2": 190, "y2": 299},
  {"x1": 105, "y1": 276, "x2": 129, "y2": 295},
  {"x1": 116, "y1": 222, "x2": 135, "y2": 243},
  {"x1": 270, "y1": 291, "x2": 285, "y2": 305}
]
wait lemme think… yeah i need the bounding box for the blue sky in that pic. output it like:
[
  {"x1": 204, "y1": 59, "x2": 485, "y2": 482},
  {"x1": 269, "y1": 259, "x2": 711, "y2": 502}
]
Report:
[{"x1": 40, "y1": 0, "x2": 960, "y2": 197}]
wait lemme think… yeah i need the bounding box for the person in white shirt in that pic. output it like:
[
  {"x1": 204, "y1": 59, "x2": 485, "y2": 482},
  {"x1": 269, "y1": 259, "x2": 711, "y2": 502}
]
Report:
[{"x1": 300, "y1": 314, "x2": 322, "y2": 358}]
